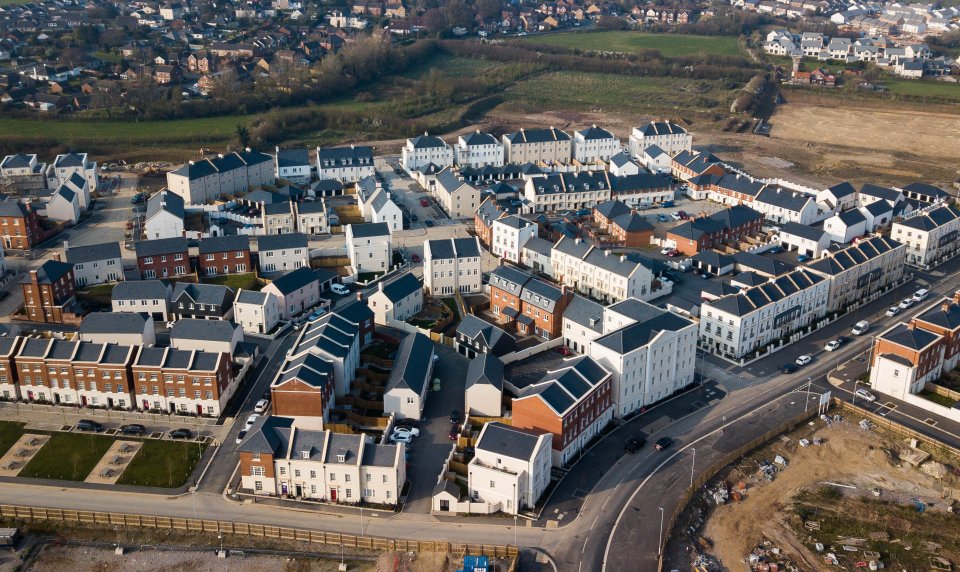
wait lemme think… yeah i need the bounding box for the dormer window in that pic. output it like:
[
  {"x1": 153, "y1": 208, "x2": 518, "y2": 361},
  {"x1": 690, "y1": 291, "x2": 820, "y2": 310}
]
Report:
[
  {"x1": 337, "y1": 453, "x2": 346, "y2": 463},
  {"x1": 301, "y1": 450, "x2": 310, "y2": 459}
]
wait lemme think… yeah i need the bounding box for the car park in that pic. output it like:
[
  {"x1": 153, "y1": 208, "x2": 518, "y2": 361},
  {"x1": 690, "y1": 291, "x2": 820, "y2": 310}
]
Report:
[
  {"x1": 855, "y1": 388, "x2": 877, "y2": 402},
  {"x1": 852, "y1": 321, "x2": 870, "y2": 335},
  {"x1": 655, "y1": 437, "x2": 672, "y2": 450},
  {"x1": 899, "y1": 298, "x2": 915, "y2": 309},
  {"x1": 118, "y1": 424, "x2": 146, "y2": 436},
  {"x1": 330, "y1": 283, "x2": 350, "y2": 296},
  {"x1": 886, "y1": 306, "x2": 901, "y2": 317},
  {"x1": 76, "y1": 419, "x2": 104, "y2": 432},
  {"x1": 169, "y1": 428, "x2": 193, "y2": 439},
  {"x1": 236, "y1": 430, "x2": 247, "y2": 444},
  {"x1": 624, "y1": 437, "x2": 646, "y2": 453},
  {"x1": 244, "y1": 414, "x2": 260, "y2": 430},
  {"x1": 780, "y1": 363, "x2": 798, "y2": 374},
  {"x1": 795, "y1": 354, "x2": 812, "y2": 366},
  {"x1": 254, "y1": 399, "x2": 270, "y2": 414}
]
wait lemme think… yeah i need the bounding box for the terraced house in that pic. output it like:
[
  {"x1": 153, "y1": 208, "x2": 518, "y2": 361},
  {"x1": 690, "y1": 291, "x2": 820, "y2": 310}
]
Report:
[
  {"x1": 891, "y1": 204, "x2": 960, "y2": 268},
  {"x1": 166, "y1": 149, "x2": 274, "y2": 205},
  {"x1": 401, "y1": 133, "x2": 453, "y2": 174},
  {"x1": 628, "y1": 121, "x2": 692, "y2": 157},
  {"x1": 455, "y1": 131, "x2": 504, "y2": 168},
  {"x1": 0, "y1": 200, "x2": 42, "y2": 250},
  {"x1": 666, "y1": 205, "x2": 764, "y2": 256},
  {"x1": 423, "y1": 237, "x2": 483, "y2": 295},
  {"x1": 488, "y1": 264, "x2": 570, "y2": 340},
  {"x1": 197, "y1": 235, "x2": 251, "y2": 276},
  {"x1": 550, "y1": 236, "x2": 658, "y2": 303},
  {"x1": 806, "y1": 235, "x2": 906, "y2": 312},
  {"x1": 573, "y1": 125, "x2": 621, "y2": 163},
  {"x1": 502, "y1": 127, "x2": 572, "y2": 164},
  {"x1": 21, "y1": 258, "x2": 76, "y2": 324},
  {"x1": 316, "y1": 145, "x2": 375, "y2": 182},
  {"x1": 135, "y1": 237, "x2": 190, "y2": 279},
  {"x1": 523, "y1": 171, "x2": 612, "y2": 212},
  {"x1": 132, "y1": 346, "x2": 234, "y2": 415}
]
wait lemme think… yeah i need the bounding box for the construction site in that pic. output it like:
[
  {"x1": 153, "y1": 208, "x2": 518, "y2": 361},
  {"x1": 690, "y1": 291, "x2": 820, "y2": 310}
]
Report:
[{"x1": 663, "y1": 409, "x2": 960, "y2": 572}]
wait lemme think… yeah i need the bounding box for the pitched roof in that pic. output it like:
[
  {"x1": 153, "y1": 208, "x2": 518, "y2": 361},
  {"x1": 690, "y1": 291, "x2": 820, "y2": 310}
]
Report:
[
  {"x1": 79, "y1": 313, "x2": 148, "y2": 336},
  {"x1": 594, "y1": 305, "x2": 693, "y2": 353},
  {"x1": 576, "y1": 124, "x2": 615, "y2": 140},
  {"x1": 456, "y1": 315, "x2": 516, "y2": 356},
  {"x1": 172, "y1": 282, "x2": 234, "y2": 305},
  {"x1": 563, "y1": 294, "x2": 604, "y2": 334},
  {"x1": 503, "y1": 127, "x2": 570, "y2": 143},
  {"x1": 516, "y1": 356, "x2": 609, "y2": 416},
  {"x1": 348, "y1": 222, "x2": 390, "y2": 238},
  {"x1": 896, "y1": 204, "x2": 960, "y2": 231},
  {"x1": 859, "y1": 183, "x2": 902, "y2": 202},
  {"x1": 276, "y1": 147, "x2": 310, "y2": 168},
  {"x1": 704, "y1": 269, "x2": 824, "y2": 317},
  {"x1": 112, "y1": 280, "x2": 169, "y2": 301},
  {"x1": 146, "y1": 190, "x2": 184, "y2": 221},
  {"x1": 386, "y1": 333, "x2": 434, "y2": 396},
  {"x1": 594, "y1": 199, "x2": 631, "y2": 220},
  {"x1": 466, "y1": 352, "x2": 504, "y2": 391},
  {"x1": 22, "y1": 259, "x2": 73, "y2": 285},
  {"x1": 781, "y1": 222, "x2": 827, "y2": 242},
  {"x1": 460, "y1": 130, "x2": 499, "y2": 146},
  {"x1": 237, "y1": 415, "x2": 294, "y2": 455},
  {"x1": 266, "y1": 266, "x2": 319, "y2": 295},
  {"x1": 257, "y1": 232, "x2": 307, "y2": 252},
  {"x1": 489, "y1": 264, "x2": 532, "y2": 293},
  {"x1": 171, "y1": 319, "x2": 239, "y2": 343},
  {"x1": 475, "y1": 422, "x2": 544, "y2": 461},
  {"x1": 317, "y1": 145, "x2": 374, "y2": 164},
  {"x1": 66, "y1": 241, "x2": 121, "y2": 264},
  {"x1": 135, "y1": 237, "x2": 188, "y2": 258},
  {"x1": 378, "y1": 272, "x2": 421, "y2": 303},
  {"x1": 520, "y1": 277, "x2": 565, "y2": 312},
  {"x1": 880, "y1": 323, "x2": 941, "y2": 351},
  {"x1": 755, "y1": 187, "x2": 814, "y2": 212},
  {"x1": 915, "y1": 298, "x2": 960, "y2": 331},
  {"x1": 836, "y1": 209, "x2": 867, "y2": 226},
  {"x1": 408, "y1": 133, "x2": 447, "y2": 149},
  {"x1": 235, "y1": 289, "x2": 269, "y2": 305},
  {"x1": 198, "y1": 235, "x2": 249, "y2": 254},
  {"x1": 636, "y1": 121, "x2": 687, "y2": 136}
]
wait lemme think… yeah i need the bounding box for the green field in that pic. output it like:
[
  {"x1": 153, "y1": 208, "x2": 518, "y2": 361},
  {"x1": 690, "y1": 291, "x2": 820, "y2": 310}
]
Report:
[
  {"x1": 880, "y1": 78, "x2": 960, "y2": 100},
  {"x1": 0, "y1": 422, "x2": 25, "y2": 457},
  {"x1": 21, "y1": 432, "x2": 115, "y2": 481},
  {"x1": 117, "y1": 439, "x2": 206, "y2": 488},
  {"x1": 0, "y1": 114, "x2": 254, "y2": 145},
  {"x1": 401, "y1": 55, "x2": 498, "y2": 79},
  {"x1": 505, "y1": 71, "x2": 732, "y2": 114},
  {"x1": 520, "y1": 31, "x2": 744, "y2": 58}
]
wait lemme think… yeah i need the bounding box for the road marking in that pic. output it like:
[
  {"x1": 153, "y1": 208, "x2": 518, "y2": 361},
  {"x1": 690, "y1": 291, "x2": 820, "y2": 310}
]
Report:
[
  {"x1": 601, "y1": 496, "x2": 610, "y2": 511},
  {"x1": 582, "y1": 537, "x2": 589, "y2": 554},
  {"x1": 592, "y1": 515, "x2": 600, "y2": 528}
]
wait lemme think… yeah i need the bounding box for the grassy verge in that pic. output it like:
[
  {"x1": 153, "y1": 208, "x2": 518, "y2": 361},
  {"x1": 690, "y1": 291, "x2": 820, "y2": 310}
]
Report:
[
  {"x1": 878, "y1": 77, "x2": 960, "y2": 101},
  {"x1": 918, "y1": 388, "x2": 957, "y2": 408},
  {"x1": 21, "y1": 432, "x2": 114, "y2": 481},
  {"x1": 0, "y1": 421, "x2": 25, "y2": 457},
  {"x1": 518, "y1": 30, "x2": 745, "y2": 58},
  {"x1": 117, "y1": 440, "x2": 206, "y2": 488},
  {"x1": 202, "y1": 272, "x2": 262, "y2": 291}
]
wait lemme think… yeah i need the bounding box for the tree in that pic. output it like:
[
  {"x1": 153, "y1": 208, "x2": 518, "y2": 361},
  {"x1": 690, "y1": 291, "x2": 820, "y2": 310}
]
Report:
[
  {"x1": 235, "y1": 124, "x2": 251, "y2": 148},
  {"x1": 596, "y1": 15, "x2": 627, "y2": 30},
  {"x1": 475, "y1": 0, "x2": 501, "y2": 21}
]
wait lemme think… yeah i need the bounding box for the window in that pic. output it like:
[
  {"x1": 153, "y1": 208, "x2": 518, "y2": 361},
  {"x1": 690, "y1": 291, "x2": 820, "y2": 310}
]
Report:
[
  {"x1": 345, "y1": 474, "x2": 351, "y2": 482},
  {"x1": 489, "y1": 481, "x2": 496, "y2": 489},
  {"x1": 310, "y1": 470, "x2": 316, "y2": 479},
  {"x1": 330, "y1": 473, "x2": 335, "y2": 481},
  {"x1": 279, "y1": 466, "x2": 286, "y2": 475},
  {"x1": 252, "y1": 452, "x2": 260, "y2": 460},
  {"x1": 345, "y1": 489, "x2": 352, "y2": 499},
  {"x1": 294, "y1": 469, "x2": 301, "y2": 477},
  {"x1": 254, "y1": 481, "x2": 263, "y2": 491},
  {"x1": 251, "y1": 466, "x2": 265, "y2": 476}
]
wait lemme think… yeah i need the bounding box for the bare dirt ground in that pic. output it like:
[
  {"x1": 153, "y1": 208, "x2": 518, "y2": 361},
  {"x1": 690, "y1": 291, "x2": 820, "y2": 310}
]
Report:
[{"x1": 665, "y1": 415, "x2": 960, "y2": 571}]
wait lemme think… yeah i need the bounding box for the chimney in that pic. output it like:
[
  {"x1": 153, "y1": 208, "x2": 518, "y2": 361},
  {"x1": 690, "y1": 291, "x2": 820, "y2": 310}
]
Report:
[
  {"x1": 245, "y1": 147, "x2": 251, "y2": 153},
  {"x1": 52, "y1": 252, "x2": 61, "y2": 262},
  {"x1": 943, "y1": 303, "x2": 951, "y2": 313},
  {"x1": 620, "y1": 255, "x2": 627, "y2": 263},
  {"x1": 275, "y1": 145, "x2": 280, "y2": 155},
  {"x1": 218, "y1": 153, "x2": 224, "y2": 159},
  {"x1": 29, "y1": 270, "x2": 38, "y2": 283},
  {"x1": 604, "y1": 250, "x2": 610, "y2": 257},
  {"x1": 953, "y1": 290, "x2": 960, "y2": 305},
  {"x1": 189, "y1": 160, "x2": 195, "y2": 165},
  {"x1": 63, "y1": 240, "x2": 69, "y2": 251},
  {"x1": 378, "y1": 281, "x2": 384, "y2": 292},
  {"x1": 574, "y1": 238, "x2": 581, "y2": 245},
  {"x1": 355, "y1": 290, "x2": 363, "y2": 302}
]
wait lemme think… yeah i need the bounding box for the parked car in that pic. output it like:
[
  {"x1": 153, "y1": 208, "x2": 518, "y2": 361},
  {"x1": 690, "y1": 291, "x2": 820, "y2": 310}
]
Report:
[
  {"x1": 677, "y1": 210, "x2": 688, "y2": 220},
  {"x1": 797, "y1": 254, "x2": 810, "y2": 262},
  {"x1": 76, "y1": 419, "x2": 104, "y2": 432},
  {"x1": 118, "y1": 423, "x2": 146, "y2": 436},
  {"x1": 886, "y1": 306, "x2": 901, "y2": 317},
  {"x1": 244, "y1": 414, "x2": 260, "y2": 430},
  {"x1": 671, "y1": 212, "x2": 681, "y2": 221},
  {"x1": 236, "y1": 430, "x2": 247, "y2": 444},
  {"x1": 425, "y1": 220, "x2": 435, "y2": 227},
  {"x1": 795, "y1": 354, "x2": 812, "y2": 366},
  {"x1": 411, "y1": 254, "x2": 421, "y2": 263},
  {"x1": 780, "y1": 363, "x2": 799, "y2": 374},
  {"x1": 419, "y1": 198, "x2": 429, "y2": 207},
  {"x1": 852, "y1": 321, "x2": 870, "y2": 335},
  {"x1": 825, "y1": 340, "x2": 841, "y2": 352},
  {"x1": 666, "y1": 250, "x2": 680, "y2": 257},
  {"x1": 900, "y1": 297, "x2": 915, "y2": 309},
  {"x1": 555, "y1": 345, "x2": 572, "y2": 356},
  {"x1": 624, "y1": 436, "x2": 646, "y2": 453},
  {"x1": 661, "y1": 201, "x2": 675, "y2": 208},
  {"x1": 125, "y1": 221, "x2": 134, "y2": 230},
  {"x1": 448, "y1": 425, "x2": 461, "y2": 441},
  {"x1": 392, "y1": 427, "x2": 420, "y2": 438},
  {"x1": 130, "y1": 193, "x2": 145, "y2": 204},
  {"x1": 657, "y1": 214, "x2": 669, "y2": 223},
  {"x1": 450, "y1": 410, "x2": 462, "y2": 424},
  {"x1": 254, "y1": 399, "x2": 270, "y2": 414},
  {"x1": 855, "y1": 388, "x2": 877, "y2": 402},
  {"x1": 768, "y1": 246, "x2": 782, "y2": 254},
  {"x1": 836, "y1": 336, "x2": 850, "y2": 346},
  {"x1": 169, "y1": 428, "x2": 193, "y2": 439},
  {"x1": 660, "y1": 247, "x2": 673, "y2": 255},
  {"x1": 330, "y1": 283, "x2": 350, "y2": 296},
  {"x1": 655, "y1": 437, "x2": 672, "y2": 451},
  {"x1": 432, "y1": 378, "x2": 441, "y2": 391},
  {"x1": 914, "y1": 288, "x2": 930, "y2": 302},
  {"x1": 390, "y1": 433, "x2": 413, "y2": 444}
]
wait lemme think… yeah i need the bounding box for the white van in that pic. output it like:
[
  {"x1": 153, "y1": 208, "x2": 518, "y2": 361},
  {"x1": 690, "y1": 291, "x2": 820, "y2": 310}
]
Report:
[
  {"x1": 331, "y1": 283, "x2": 350, "y2": 296},
  {"x1": 852, "y1": 320, "x2": 870, "y2": 335},
  {"x1": 913, "y1": 288, "x2": 930, "y2": 302}
]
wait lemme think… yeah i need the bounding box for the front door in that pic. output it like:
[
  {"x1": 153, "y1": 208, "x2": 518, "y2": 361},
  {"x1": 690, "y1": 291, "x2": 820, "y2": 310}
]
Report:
[
  {"x1": 196, "y1": 404, "x2": 203, "y2": 415},
  {"x1": 296, "y1": 484, "x2": 302, "y2": 497},
  {"x1": 80, "y1": 395, "x2": 87, "y2": 406},
  {"x1": 440, "y1": 499, "x2": 449, "y2": 511},
  {"x1": 26, "y1": 391, "x2": 33, "y2": 401},
  {"x1": 330, "y1": 488, "x2": 337, "y2": 502},
  {"x1": 107, "y1": 397, "x2": 114, "y2": 409},
  {"x1": 142, "y1": 399, "x2": 150, "y2": 411}
]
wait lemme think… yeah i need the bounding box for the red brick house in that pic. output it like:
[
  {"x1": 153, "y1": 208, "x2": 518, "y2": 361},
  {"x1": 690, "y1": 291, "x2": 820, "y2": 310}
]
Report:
[
  {"x1": 0, "y1": 200, "x2": 42, "y2": 249},
  {"x1": 666, "y1": 205, "x2": 764, "y2": 256},
  {"x1": 135, "y1": 237, "x2": 190, "y2": 279},
  {"x1": 132, "y1": 346, "x2": 234, "y2": 416},
  {"x1": 489, "y1": 264, "x2": 571, "y2": 339},
  {"x1": 270, "y1": 353, "x2": 334, "y2": 424},
  {"x1": 197, "y1": 235, "x2": 251, "y2": 277},
  {"x1": 21, "y1": 256, "x2": 77, "y2": 324}
]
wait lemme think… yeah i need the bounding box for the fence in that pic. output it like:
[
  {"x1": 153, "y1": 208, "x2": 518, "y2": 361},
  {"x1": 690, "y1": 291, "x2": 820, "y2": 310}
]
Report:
[
  {"x1": 831, "y1": 398, "x2": 960, "y2": 460},
  {"x1": 657, "y1": 405, "x2": 821, "y2": 571},
  {"x1": 0, "y1": 504, "x2": 518, "y2": 559},
  {"x1": 499, "y1": 337, "x2": 564, "y2": 365}
]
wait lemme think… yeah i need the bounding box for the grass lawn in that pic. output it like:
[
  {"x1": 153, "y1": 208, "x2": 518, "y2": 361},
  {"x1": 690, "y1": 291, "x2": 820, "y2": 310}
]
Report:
[
  {"x1": 400, "y1": 55, "x2": 497, "y2": 79},
  {"x1": 21, "y1": 432, "x2": 114, "y2": 481},
  {"x1": 879, "y1": 78, "x2": 960, "y2": 101},
  {"x1": 202, "y1": 272, "x2": 262, "y2": 291},
  {"x1": 0, "y1": 0, "x2": 31, "y2": 5},
  {"x1": 919, "y1": 388, "x2": 957, "y2": 408},
  {"x1": 76, "y1": 283, "x2": 116, "y2": 308},
  {"x1": 117, "y1": 439, "x2": 206, "y2": 488},
  {"x1": 0, "y1": 421, "x2": 25, "y2": 457},
  {"x1": 520, "y1": 30, "x2": 744, "y2": 58},
  {"x1": 441, "y1": 297, "x2": 460, "y2": 321}
]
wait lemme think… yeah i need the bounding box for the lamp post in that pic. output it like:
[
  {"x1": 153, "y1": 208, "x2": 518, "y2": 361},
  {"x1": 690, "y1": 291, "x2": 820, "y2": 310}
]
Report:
[
  {"x1": 514, "y1": 514, "x2": 518, "y2": 548},
  {"x1": 690, "y1": 448, "x2": 696, "y2": 488},
  {"x1": 804, "y1": 377, "x2": 812, "y2": 412},
  {"x1": 360, "y1": 506, "x2": 364, "y2": 536},
  {"x1": 658, "y1": 507, "x2": 665, "y2": 557}
]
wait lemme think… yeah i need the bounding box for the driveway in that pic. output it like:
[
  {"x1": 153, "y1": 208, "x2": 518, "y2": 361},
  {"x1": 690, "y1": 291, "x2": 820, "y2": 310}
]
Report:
[{"x1": 402, "y1": 342, "x2": 470, "y2": 513}]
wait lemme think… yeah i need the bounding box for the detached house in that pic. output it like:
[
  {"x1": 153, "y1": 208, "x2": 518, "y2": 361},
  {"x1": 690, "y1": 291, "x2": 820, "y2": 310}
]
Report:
[
  {"x1": 466, "y1": 422, "x2": 552, "y2": 515},
  {"x1": 383, "y1": 333, "x2": 435, "y2": 420},
  {"x1": 367, "y1": 272, "x2": 423, "y2": 327},
  {"x1": 171, "y1": 283, "x2": 236, "y2": 321},
  {"x1": 346, "y1": 223, "x2": 391, "y2": 276},
  {"x1": 465, "y1": 353, "x2": 505, "y2": 417},
  {"x1": 21, "y1": 258, "x2": 77, "y2": 324},
  {"x1": 145, "y1": 190, "x2": 185, "y2": 240},
  {"x1": 431, "y1": 169, "x2": 480, "y2": 219},
  {"x1": 423, "y1": 237, "x2": 483, "y2": 295},
  {"x1": 234, "y1": 289, "x2": 281, "y2": 335},
  {"x1": 112, "y1": 280, "x2": 172, "y2": 321},
  {"x1": 629, "y1": 121, "x2": 692, "y2": 157},
  {"x1": 135, "y1": 237, "x2": 190, "y2": 279},
  {"x1": 456, "y1": 314, "x2": 516, "y2": 359},
  {"x1": 258, "y1": 233, "x2": 309, "y2": 273},
  {"x1": 65, "y1": 241, "x2": 121, "y2": 286},
  {"x1": 455, "y1": 131, "x2": 504, "y2": 168}
]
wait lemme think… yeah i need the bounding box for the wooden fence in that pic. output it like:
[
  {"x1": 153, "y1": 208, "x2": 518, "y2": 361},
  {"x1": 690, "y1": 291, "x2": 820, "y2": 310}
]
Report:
[{"x1": 0, "y1": 504, "x2": 518, "y2": 559}]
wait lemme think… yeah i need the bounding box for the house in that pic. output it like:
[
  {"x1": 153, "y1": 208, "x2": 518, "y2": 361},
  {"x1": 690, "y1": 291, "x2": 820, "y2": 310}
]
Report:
[
  {"x1": 145, "y1": 190, "x2": 185, "y2": 240},
  {"x1": 608, "y1": 152, "x2": 641, "y2": 177},
  {"x1": 502, "y1": 127, "x2": 572, "y2": 164},
  {"x1": 50, "y1": 152, "x2": 98, "y2": 201},
  {"x1": 869, "y1": 322, "x2": 944, "y2": 399},
  {"x1": 752, "y1": 187, "x2": 823, "y2": 225},
  {"x1": 431, "y1": 169, "x2": 480, "y2": 219},
  {"x1": 466, "y1": 422, "x2": 552, "y2": 514},
  {"x1": 15, "y1": 338, "x2": 136, "y2": 408},
  {"x1": 523, "y1": 171, "x2": 612, "y2": 212},
  {"x1": 197, "y1": 236, "x2": 251, "y2": 277},
  {"x1": 365, "y1": 187, "x2": 403, "y2": 234},
  {"x1": 489, "y1": 265, "x2": 571, "y2": 339},
  {"x1": 628, "y1": 121, "x2": 692, "y2": 157},
  {"x1": 234, "y1": 289, "x2": 281, "y2": 335},
  {"x1": 670, "y1": 150, "x2": 724, "y2": 182},
  {"x1": 900, "y1": 182, "x2": 950, "y2": 206},
  {"x1": 817, "y1": 181, "x2": 857, "y2": 212},
  {"x1": 171, "y1": 283, "x2": 236, "y2": 321},
  {"x1": 401, "y1": 133, "x2": 453, "y2": 174},
  {"x1": 806, "y1": 235, "x2": 906, "y2": 312},
  {"x1": 111, "y1": 280, "x2": 171, "y2": 321},
  {"x1": 135, "y1": 237, "x2": 190, "y2": 279},
  {"x1": 65, "y1": 241, "x2": 122, "y2": 286},
  {"x1": 465, "y1": 353, "x2": 505, "y2": 417},
  {"x1": 237, "y1": 416, "x2": 405, "y2": 504},
  {"x1": 666, "y1": 205, "x2": 765, "y2": 256},
  {"x1": 43, "y1": 185, "x2": 80, "y2": 224},
  {"x1": 455, "y1": 131, "x2": 504, "y2": 168},
  {"x1": 317, "y1": 145, "x2": 375, "y2": 182},
  {"x1": 257, "y1": 233, "x2": 309, "y2": 273},
  {"x1": 78, "y1": 313, "x2": 156, "y2": 346},
  {"x1": 522, "y1": 236, "x2": 554, "y2": 277},
  {"x1": 0, "y1": 200, "x2": 42, "y2": 249},
  {"x1": 699, "y1": 269, "x2": 829, "y2": 359},
  {"x1": 21, "y1": 258, "x2": 77, "y2": 324},
  {"x1": 295, "y1": 201, "x2": 330, "y2": 235},
  {"x1": 0, "y1": 335, "x2": 24, "y2": 400},
  {"x1": 367, "y1": 272, "x2": 423, "y2": 327},
  {"x1": 550, "y1": 237, "x2": 659, "y2": 303},
  {"x1": 913, "y1": 291, "x2": 960, "y2": 373},
  {"x1": 170, "y1": 319, "x2": 244, "y2": 355},
  {"x1": 270, "y1": 353, "x2": 335, "y2": 425},
  {"x1": 131, "y1": 346, "x2": 235, "y2": 415},
  {"x1": 823, "y1": 209, "x2": 867, "y2": 244},
  {"x1": 891, "y1": 205, "x2": 960, "y2": 268},
  {"x1": 274, "y1": 147, "x2": 312, "y2": 185},
  {"x1": 491, "y1": 215, "x2": 537, "y2": 264},
  {"x1": 261, "y1": 201, "x2": 298, "y2": 236},
  {"x1": 166, "y1": 149, "x2": 274, "y2": 205},
  {"x1": 777, "y1": 222, "x2": 831, "y2": 258},
  {"x1": 345, "y1": 223, "x2": 391, "y2": 276},
  {"x1": 423, "y1": 237, "x2": 483, "y2": 295},
  {"x1": 262, "y1": 267, "x2": 322, "y2": 320},
  {"x1": 474, "y1": 196, "x2": 517, "y2": 247},
  {"x1": 511, "y1": 356, "x2": 613, "y2": 465},
  {"x1": 455, "y1": 314, "x2": 516, "y2": 359},
  {"x1": 858, "y1": 183, "x2": 905, "y2": 209},
  {"x1": 610, "y1": 173, "x2": 674, "y2": 207},
  {"x1": 573, "y1": 125, "x2": 621, "y2": 163},
  {"x1": 560, "y1": 294, "x2": 605, "y2": 354},
  {"x1": 383, "y1": 333, "x2": 435, "y2": 420}
]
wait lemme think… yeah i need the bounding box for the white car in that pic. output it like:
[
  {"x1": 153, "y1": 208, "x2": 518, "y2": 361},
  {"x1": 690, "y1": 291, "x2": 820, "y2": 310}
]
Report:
[
  {"x1": 392, "y1": 427, "x2": 420, "y2": 438},
  {"x1": 254, "y1": 399, "x2": 270, "y2": 414},
  {"x1": 389, "y1": 433, "x2": 413, "y2": 444},
  {"x1": 885, "y1": 306, "x2": 901, "y2": 317},
  {"x1": 244, "y1": 414, "x2": 260, "y2": 430},
  {"x1": 795, "y1": 355, "x2": 812, "y2": 366},
  {"x1": 660, "y1": 247, "x2": 673, "y2": 255},
  {"x1": 899, "y1": 297, "x2": 915, "y2": 309},
  {"x1": 331, "y1": 283, "x2": 350, "y2": 296},
  {"x1": 824, "y1": 340, "x2": 841, "y2": 352},
  {"x1": 855, "y1": 388, "x2": 877, "y2": 402}
]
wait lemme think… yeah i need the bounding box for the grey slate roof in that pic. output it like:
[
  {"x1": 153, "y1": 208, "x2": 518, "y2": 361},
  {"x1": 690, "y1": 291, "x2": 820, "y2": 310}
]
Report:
[
  {"x1": 456, "y1": 315, "x2": 516, "y2": 356},
  {"x1": 594, "y1": 199, "x2": 631, "y2": 220},
  {"x1": 135, "y1": 237, "x2": 188, "y2": 258},
  {"x1": 523, "y1": 236, "x2": 554, "y2": 257},
  {"x1": 348, "y1": 222, "x2": 390, "y2": 238},
  {"x1": 705, "y1": 269, "x2": 824, "y2": 317},
  {"x1": 461, "y1": 131, "x2": 498, "y2": 146},
  {"x1": 781, "y1": 222, "x2": 827, "y2": 242},
  {"x1": 859, "y1": 183, "x2": 902, "y2": 203},
  {"x1": 66, "y1": 241, "x2": 121, "y2": 265},
  {"x1": 21, "y1": 259, "x2": 73, "y2": 285},
  {"x1": 1, "y1": 154, "x2": 33, "y2": 169},
  {"x1": 199, "y1": 235, "x2": 249, "y2": 254},
  {"x1": 577, "y1": 125, "x2": 615, "y2": 140},
  {"x1": 386, "y1": 333, "x2": 433, "y2": 396},
  {"x1": 489, "y1": 264, "x2": 532, "y2": 294},
  {"x1": 146, "y1": 190, "x2": 184, "y2": 221},
  {"x1": 276, "y1": 148, "x2": 310, "y2": 168},
  {"x1": 881, "y1": 323, "x2": 941, "y2": 350},
  {"x1": 595, "y1": 307, "x2": 693, "y2": 354},
  {"x1": 379, "y1": 272, "x2": 421, "y2": 303},
  {"x1": 257, "y1": 232, "x2": 307, "y2": 252},
  {"x1": 112, "y1": 280, "x2": 169, "y2": 301},
  {"x1": 503, "y1": 127, "x2": 571, "y2": 144},
  {"x1": 408, "y1": 133, "x2": 447, "y2": 149},
  {"x1": 466, "y1": 352, "x2": 504, "y2": 391},
  {"x1": 171, "y1": 319, "x2": 238, "y2": 343},
  {"x1": 475, "y1": 422, "x2": 543, "y2": 461},
  {"x1": 755, "y1": 187, "x2": 814, "y2": 212},
  {"x1": 897, "y1": 205, "x2": 960, "y2": 231},
  {"x1": 520, "y1": 277, "x2": 565, "y2": 312},
  {"x1": 517, "y1": 356, "x2": 609, "y2": 416},
  {"x1": 318, "y1": 145, "x2": 374, "y2": 165},
  {"x1": 79, "y1": 313, "x2": 148, "y2": 335},
  {"x1": 637, "y1": 121, "x2": 687, "y2": 136},
  {"x1": 237, "y1": 415, "x2": 294, "y2": 455},
  {"x1": 324, "y1": 432, "x2": 363, "y2": 464},
  {"x1": 362, "y1": 443, "x2": 399, "y2": 467},
  {"x1": 267, "y1": 267, "x2": 319, "y2": 295},
  {"x1": 563, "y1": 295, "x2": 604, "y2": 334},
  {"x1": 916, "y1": 298, "x2": 960, "y2": 331},
  {"x1": 236, "y1": 289, "x2": 269, "y2": 305},
  {"x1": 836, "y1": 209, "x2": 867, "y2": 226},
  {"x1": 806, "y1": 235, "x2": 901, "y2": 276},
  {"x1": 18, "y1": 338, "x2": 52, "y2": 358},
  {"x1": 172, "y1": 282, "x2": 234, "y2": 305},
  {"x1": 0, "y1": 201, "x2": 30, "y2": 218}
]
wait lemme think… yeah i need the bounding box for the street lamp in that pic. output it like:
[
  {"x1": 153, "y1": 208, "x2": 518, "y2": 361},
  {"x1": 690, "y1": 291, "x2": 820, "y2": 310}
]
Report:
[
  {"x1": 657, "y1": 507, "x2": 665, "y2": 557},
  {"x1": 689, "y1": 448, "x2": 696, "y2": 488},
  {"x1": 514, "y1": 514, "x2": 518, "y2": 548},
  {"x1": 804, "y1": 377, "x2": 813, "y2": 412}
]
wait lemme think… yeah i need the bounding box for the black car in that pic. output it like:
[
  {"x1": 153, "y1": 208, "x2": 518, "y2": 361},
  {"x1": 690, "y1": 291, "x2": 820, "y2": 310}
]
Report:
[
  {"x1": 450, "y1": 410, "x2": 462, "y2": 424},
  {"x1": 118, "y1": 423, "x2": 146, "y2": 436},
  {"x1": 624, "y1": 436, "x2": 646, "y2": 454},
  {"x1": 654, "y1": 437, "x2": 672, "y2": 451},
  {"x1": 425, "y1": 220, "x2": 435, "y2": 227},
  {"x1": 76, "y1": 419, "x2": 104, "y2": 432},
  {"x1": 780, "y1": 363, "x2": 799, "y2": 374},
  {"x1": 169, "y1": 428, "x2": 193, "y2": 439}
]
